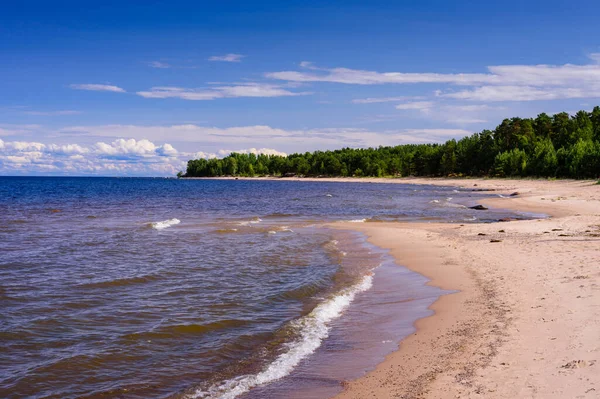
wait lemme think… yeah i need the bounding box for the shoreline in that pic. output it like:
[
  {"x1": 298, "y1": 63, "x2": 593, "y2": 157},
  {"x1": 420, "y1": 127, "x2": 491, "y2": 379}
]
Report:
[{"x1": 327, "y1": 178, "x2": 599, "y2": 398}]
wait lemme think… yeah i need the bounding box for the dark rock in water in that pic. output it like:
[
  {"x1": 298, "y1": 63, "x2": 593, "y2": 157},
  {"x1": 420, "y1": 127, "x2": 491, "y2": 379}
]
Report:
[
  {"x1": 469, "y1": 205, "x2": 488, "y2": 210},
  {"x1": 471, "y1": 188, "x2": 496, "y2": 192},
  {"x1": 50, "y1": 209, "x2": 61, "y2": 213},
  {"x1": 499, "y1": 217, "x2": 514, "y2": 222},
  {"x1": 510, "y1": 192, "x2": 520, "y2": 196},
  {"x1": 490, "y1": 239, "x2": 502, "y2": 243}
]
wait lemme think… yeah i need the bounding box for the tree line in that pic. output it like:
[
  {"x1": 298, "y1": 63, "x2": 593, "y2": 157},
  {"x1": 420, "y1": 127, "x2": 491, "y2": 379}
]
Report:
[{"x1": 182, "y1": 107, "x2": 600, "y2": 179}]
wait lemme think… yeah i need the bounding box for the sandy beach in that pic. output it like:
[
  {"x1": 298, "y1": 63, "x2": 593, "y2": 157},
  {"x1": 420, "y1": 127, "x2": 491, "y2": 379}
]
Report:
[{"x1": 316, "y1": 178, "x2": 599, "y2": 399}]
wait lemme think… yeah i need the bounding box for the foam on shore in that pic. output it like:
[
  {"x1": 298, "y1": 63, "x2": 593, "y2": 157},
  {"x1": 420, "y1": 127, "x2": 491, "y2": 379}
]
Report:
[{"x1": 187, "y1": 273, "x2": 374, "y2": 399}]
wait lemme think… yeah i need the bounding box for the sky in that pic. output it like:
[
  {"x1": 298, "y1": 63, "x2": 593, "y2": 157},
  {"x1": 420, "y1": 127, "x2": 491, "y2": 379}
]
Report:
[{"x1": 1, "y1": 0, "x2": 600, "y2": 176}]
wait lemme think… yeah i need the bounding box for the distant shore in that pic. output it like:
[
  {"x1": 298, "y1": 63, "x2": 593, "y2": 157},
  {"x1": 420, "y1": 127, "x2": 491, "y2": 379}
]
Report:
[{"x1": 324, "y1": 178, "x2": 599, "y2": 398}]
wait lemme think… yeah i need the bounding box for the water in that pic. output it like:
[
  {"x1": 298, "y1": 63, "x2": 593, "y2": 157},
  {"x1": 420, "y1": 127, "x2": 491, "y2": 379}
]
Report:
[{"x1": 0, "y1": 177, "x2": 533, "y2": 399}]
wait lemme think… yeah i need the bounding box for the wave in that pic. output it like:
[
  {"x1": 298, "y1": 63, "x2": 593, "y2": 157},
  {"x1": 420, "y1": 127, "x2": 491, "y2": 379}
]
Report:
[
  {"x1": 124, "y1": 319, "x2": 250, "y2": 341},
  {"x1": 79, "y1": 274, "x2": 160, "y2": 289},
  {"x1": 346, "y1": 218, "x2": 366, "y2": 223},
  {"x1": 151, "y1": 218, "x2": 181, "y2": 230},
  {"x1": 237, "y1": 217, "x2": 262, "y2": 226},
  {"x1": 187, "y1": 274, "x2": 374, "y2": 399}
]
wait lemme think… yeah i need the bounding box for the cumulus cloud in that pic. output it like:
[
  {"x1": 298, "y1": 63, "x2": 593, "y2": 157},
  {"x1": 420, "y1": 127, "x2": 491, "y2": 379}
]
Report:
[
  {"x1": 69, "y1": 84, "x2": 126, "y2": 93},
  {"x1": 267, "y1": 61, "x2": 600, "y2": 102},
  {"x1": 136, "y1": 83, "x2": 310, "y2": 101},
  {"x1": 208, "y1": 54, "x2": 244, "y2": 62},
  {"x1": 0, "y1": 138, "x2": 185, "y2": 176}
]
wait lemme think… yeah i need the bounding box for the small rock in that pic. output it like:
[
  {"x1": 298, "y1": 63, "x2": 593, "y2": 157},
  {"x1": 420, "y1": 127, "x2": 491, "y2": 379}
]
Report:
[
  {"x1": 552, "y1": 228, "x2": 563, "y2": 231},
  {"x1": 498, "y1": 229, "x2": 505, "y2": 233},
  {"x1": 510, "y1": 192, "x2": 519, "y2": 196},
  {"x1": 478, "y1": 233, "x2": 487, "y2": 236},
  {"x1": 470, "y1": 205, "x2": 488, "y2": 210},
  {"x1": 490, "y1": 239, "x2": 502, "y2": 243}
]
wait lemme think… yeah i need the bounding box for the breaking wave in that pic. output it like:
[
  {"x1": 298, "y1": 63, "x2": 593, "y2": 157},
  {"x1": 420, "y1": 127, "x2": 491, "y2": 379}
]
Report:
[
  {"x1": 187, "y1": 274, "x2": 374, "y2": 399},
  {"x1": 150, "y1": 218, "x2": 181, "y2": 230}
]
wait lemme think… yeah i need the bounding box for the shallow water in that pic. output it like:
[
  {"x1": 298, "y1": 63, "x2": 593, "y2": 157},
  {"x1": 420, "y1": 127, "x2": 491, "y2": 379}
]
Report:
[{"x1": 0, "y1": 177, "x2": 533, "y2": 398}]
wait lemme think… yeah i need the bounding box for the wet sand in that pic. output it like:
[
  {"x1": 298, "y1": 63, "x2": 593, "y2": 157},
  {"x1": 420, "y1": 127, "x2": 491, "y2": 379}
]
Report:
[{"x1": 326, "y1": 178, "x2": 599, "y2": 398}]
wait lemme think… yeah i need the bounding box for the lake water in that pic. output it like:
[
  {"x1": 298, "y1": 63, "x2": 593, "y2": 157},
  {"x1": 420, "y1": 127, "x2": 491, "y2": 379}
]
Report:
[{"x1": 0, "y1": 177, "x2": 533, "y2": 398}]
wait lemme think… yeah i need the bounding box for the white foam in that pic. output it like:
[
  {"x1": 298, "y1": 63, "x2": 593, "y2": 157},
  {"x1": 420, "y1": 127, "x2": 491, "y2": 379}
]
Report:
[
  {"x1": 268, "y1": 231, "x2": 277, "y2": 235},
  {"x1": 188, "y1": 274, "x2": 374, "y2": 399},
  {"x1": 151, "y1": 218, "x2": 180, "y2": 230},
  {"x1": 429, "y1": 199, "x2": 440, "y2": 204},
  {"x1": 347, "y1": 219, "x2": 366, "y2": 223},
  {"x1": 325, "y1": 194, "x2": 333, "y2": 197},
  {"x1": 237, "y1": 217, "x2": 262, "y2": 226}
]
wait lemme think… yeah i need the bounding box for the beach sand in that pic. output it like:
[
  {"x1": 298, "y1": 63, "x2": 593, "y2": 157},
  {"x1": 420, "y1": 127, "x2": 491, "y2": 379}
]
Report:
[{"x1": 321, "y1": 178, "x2": 600, "y2": 398}]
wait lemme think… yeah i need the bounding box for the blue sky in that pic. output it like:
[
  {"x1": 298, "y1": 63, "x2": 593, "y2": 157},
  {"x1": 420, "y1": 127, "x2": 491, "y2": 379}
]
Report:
[{"x1": 1, "y1": 0, "x2": 600, "y2": 175}]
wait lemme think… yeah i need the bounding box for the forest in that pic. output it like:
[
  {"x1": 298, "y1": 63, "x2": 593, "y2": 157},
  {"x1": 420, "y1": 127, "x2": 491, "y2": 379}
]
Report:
[{"x1": 182, "y1": 107, "x2": 600, "y2": 179}]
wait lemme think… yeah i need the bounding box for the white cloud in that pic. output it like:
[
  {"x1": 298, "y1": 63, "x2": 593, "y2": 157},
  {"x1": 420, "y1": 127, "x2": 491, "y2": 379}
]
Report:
[
  {"x1": 148, "y1": 61, "x2": 171, "y2": 68},
  {"x1": 0, "y1": 124, "x2": 43, "y2": 137},
  {"x1": 444, "y1": 118, "x2": 487, "y2": 124},
  {"x1": 266, "y1": 66, "x2": 493, "y2": 85},
  {"x1": 217, "y1": 148, "x2": 288, "y2": 157},
  {"x1": 395, "y1": 101, "x2": 434, "y2": 110},
  {"x1": 55, "y1": 123, "x2": 471, "y2": 150},
  {"x1": 208, "y1": 54, "x2": 244, "y2": 62},
  {"x1": 443, "y1": 104, "x2": 497, "y2": 112},
  {"x1": 352, "y1": 96, "x2": 423, "y2": 104},
  {"x1": 23, "y1": 110, "x2": 82, "y2": 116},
  {"x1": 0, "y1": 138, "x2": 185, "y2": 176},
  {"x1": 136, "y1": 83, "x2": 310, "y2": 101},
  {"x1": 442, "y1": 85, "x2": 600, "y2": 102},
  {"x1": 69, "y1": 84, "x2": 126, "y2": 93},
  {"x1": 8, "y1": 141, "x2": 46, "y2": 151},
  {"x1": 589, "y1": 53, "x2": 600, "y2": 63},
  {"x1": 47, "y1": 143, "x2": 89, "y2": 154},
  {"x1": 267, "y1": 61, "x2": 600, "y2": 102}
]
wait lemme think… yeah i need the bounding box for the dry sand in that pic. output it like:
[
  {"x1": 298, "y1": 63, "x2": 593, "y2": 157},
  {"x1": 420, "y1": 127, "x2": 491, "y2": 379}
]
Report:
[{"x1": 322, "y1": 178, "x2": 600, "y2": 399}]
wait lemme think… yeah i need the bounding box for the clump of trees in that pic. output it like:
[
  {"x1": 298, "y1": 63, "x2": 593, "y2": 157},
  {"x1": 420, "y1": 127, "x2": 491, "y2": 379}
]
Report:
[{"x1": 183, "y1": 107, "x2": 600, "y2": 179}]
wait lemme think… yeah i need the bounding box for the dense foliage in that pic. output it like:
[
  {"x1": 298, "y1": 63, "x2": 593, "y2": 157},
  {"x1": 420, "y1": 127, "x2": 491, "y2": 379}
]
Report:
[{"x1": 183, "y1": 107, "x2": 600, "y2": 179}]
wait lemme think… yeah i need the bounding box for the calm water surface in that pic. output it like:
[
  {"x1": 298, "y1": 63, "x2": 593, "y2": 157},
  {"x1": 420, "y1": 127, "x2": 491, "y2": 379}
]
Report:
[{"x1": 0, "y1": 177, "x2": 533, "y2": 398}]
